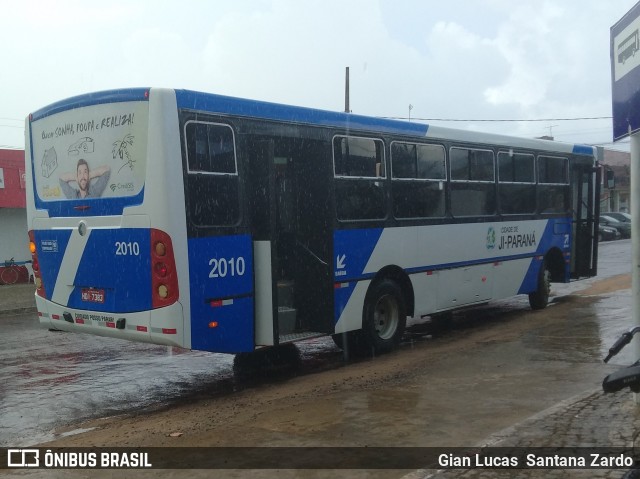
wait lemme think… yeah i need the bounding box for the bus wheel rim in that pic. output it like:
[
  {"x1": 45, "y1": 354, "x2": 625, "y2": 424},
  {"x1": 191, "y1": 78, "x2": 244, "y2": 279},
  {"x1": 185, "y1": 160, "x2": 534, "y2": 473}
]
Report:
[{"x1": 374, "y1": 294, "x2": 398, "y2": 340}]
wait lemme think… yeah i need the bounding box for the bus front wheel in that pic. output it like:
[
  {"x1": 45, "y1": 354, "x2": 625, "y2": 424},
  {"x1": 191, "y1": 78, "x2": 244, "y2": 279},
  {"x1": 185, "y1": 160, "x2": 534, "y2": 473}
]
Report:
[
  {"x1": 360, "y1": 279, "x2": 407, "y2": 354},
  {"x1": 528, "y1": 261, "x2": 551, "y2": 310}
]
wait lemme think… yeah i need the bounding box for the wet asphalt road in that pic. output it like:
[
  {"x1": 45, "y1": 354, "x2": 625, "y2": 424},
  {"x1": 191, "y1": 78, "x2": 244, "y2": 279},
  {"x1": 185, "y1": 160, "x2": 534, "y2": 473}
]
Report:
[{"x1": 0, "y1": 240, "x2": 633, "y2": 447}]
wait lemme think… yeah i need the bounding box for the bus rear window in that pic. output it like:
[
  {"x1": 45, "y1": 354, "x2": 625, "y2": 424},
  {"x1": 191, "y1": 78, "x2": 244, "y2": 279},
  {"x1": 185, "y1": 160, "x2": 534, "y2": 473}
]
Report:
[{"x1": 31, "y1": 101, "x2": 149, "y2": 203}]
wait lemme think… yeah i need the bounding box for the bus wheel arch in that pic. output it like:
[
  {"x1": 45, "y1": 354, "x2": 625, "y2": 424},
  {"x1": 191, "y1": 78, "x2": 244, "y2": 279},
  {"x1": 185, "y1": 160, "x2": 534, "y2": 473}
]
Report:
[
  {"x1": 371, "y1": 265, "x2": 414, "y2": 317},
  {"x1": 359, "y1": 267, "x2": 411, "y2": 354},
  {"x1": 528, "y1": 248, "x2": 564, "y2": 310}
]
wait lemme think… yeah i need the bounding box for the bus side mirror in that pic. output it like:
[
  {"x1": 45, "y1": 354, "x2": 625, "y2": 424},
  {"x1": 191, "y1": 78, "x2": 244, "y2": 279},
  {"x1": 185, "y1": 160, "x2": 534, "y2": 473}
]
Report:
[{"x1": 606, "y1": 170, "x2": 615, "y2": 189}]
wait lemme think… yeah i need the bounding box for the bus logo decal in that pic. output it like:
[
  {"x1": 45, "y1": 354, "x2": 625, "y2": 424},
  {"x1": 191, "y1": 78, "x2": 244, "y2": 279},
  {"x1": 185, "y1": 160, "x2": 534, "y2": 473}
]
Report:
[{"x1": 486, "y1": 227, "x2": 496, "y2": 250}]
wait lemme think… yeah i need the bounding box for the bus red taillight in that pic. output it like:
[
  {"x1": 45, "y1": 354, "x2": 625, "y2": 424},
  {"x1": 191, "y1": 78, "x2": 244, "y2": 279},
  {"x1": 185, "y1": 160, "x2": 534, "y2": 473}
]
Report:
[
  {"x1": 151, "y1": 229, "x2": 179, "y2": 309},
  {"x1": 28, "y1": 230, "x2": 46, "y2": 298},
  {"x1": 154, "y1": 262, "x2": 168, "y2": 277}
]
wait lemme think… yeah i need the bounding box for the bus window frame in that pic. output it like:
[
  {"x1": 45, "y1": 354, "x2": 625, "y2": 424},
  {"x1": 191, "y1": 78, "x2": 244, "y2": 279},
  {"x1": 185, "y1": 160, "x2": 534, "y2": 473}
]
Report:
[
  {"x1": 537, "y1": 155, "x2": 569, "y2": 186},
  {"x1": 183, "y1": 120, "x2": 239, "y2": 177},
  {"x1": 332, "y1": 134, "x2": 387, "y2": 222},
  {"x1": 448, "y1": 145, "x2": 496, "y2": 218},
  {"x1": 496, "y1": 150, "x2": 537, "y2": 216},
  {"x1": 390, "y1": 141, "x2": 447, "y2": 182},
  {"x1": 390, "y1": 140, "x2": 447, "y2": 220},
  {"x1": 449, "y1": 146, "x2": 495, "y2": 184},
  {"x1": 332, "y1": 134, "x2": 386, "y2": 180},
  {"x1": 497, "y1": 150, "x2": 536, "y2": 185}
]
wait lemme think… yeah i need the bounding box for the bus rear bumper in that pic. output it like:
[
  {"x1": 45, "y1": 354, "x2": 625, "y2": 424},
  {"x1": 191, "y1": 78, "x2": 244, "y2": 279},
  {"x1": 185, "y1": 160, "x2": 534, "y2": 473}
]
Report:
[{"x1": 35, "y1": 295, "x2": 185, "y2": 348}]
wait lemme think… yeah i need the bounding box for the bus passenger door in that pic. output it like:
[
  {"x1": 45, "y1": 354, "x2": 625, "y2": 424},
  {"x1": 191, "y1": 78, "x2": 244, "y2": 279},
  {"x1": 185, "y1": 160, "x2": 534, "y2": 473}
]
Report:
[
  {"x1": 571, "y1": 164, "x2": 600, "y2": 278},
  {"x1": 246, "y1": 138, "x2": 278, "y2": 346},
  {"x1": 246, "y1": 136, "x2": 333, "y2": 346}
]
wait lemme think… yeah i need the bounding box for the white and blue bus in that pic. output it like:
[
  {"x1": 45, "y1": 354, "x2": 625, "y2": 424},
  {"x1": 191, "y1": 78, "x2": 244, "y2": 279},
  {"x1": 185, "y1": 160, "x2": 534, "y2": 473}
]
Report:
[{"x1": 25, "y1": 88, "x2": 600, "y2": 355}]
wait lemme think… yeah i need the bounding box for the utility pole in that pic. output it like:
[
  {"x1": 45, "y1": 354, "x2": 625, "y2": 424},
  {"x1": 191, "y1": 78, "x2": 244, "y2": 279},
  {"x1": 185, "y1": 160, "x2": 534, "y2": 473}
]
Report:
[{"x1": 345, "y1": 67, "x2": 350, "y2": 113}]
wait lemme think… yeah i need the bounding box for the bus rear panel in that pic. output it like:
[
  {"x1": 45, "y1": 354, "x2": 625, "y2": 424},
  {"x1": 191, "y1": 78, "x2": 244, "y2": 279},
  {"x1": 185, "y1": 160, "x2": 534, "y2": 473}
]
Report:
[{"x1": 27, "y1": 89, "x2": 187, "y2": 349}]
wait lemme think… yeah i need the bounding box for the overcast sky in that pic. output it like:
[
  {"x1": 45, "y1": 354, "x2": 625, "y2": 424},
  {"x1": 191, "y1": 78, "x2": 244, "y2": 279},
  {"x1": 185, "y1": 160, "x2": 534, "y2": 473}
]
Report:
[{"x1": 0, "y1": 0, "x2": 636, "y2": 150}]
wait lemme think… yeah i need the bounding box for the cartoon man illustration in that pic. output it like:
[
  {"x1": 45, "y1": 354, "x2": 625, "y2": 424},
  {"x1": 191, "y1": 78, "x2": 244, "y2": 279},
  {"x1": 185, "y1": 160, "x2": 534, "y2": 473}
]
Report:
[{"x1": 59, "y1": 159, "x2": 111, "y2": 199}]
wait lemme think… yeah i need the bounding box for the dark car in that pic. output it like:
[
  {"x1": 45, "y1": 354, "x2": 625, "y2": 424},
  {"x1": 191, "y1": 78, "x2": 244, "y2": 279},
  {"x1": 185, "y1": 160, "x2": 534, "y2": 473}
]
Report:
[
  {"x1": 598, "y1": 224, "x2": 621, "y2": 241},
  {"x1": 600, "y1": 215, "x2": 631, "y2": 239},
  {"x1": 605, "y1": 212, "x2": 632, "y2": 224}
]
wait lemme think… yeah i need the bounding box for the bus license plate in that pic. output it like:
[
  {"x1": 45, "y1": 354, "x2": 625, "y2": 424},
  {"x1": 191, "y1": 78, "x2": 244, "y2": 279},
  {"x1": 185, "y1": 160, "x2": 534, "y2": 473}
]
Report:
[{"x1": 81, "y1": 288, "x2": 105, "y2": 304}]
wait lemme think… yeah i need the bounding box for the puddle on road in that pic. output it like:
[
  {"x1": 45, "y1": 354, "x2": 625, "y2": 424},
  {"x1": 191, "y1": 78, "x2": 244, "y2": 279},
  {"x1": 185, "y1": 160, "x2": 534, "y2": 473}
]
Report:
[{"x1": 0, "y1": 321, "x2": 237, "y2": 446}]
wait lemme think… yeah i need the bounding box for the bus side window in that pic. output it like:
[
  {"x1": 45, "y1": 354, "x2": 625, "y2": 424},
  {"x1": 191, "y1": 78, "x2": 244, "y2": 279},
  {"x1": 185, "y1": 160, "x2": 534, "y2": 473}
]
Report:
[
  {"x1": 497, "y1": 151, "x2": 536, "y2": 215},
  {"x1": 450, "y1": 147, "x2": 495, "y2": 217},
  {"x1": 186, "y1": 122, "x2": 237, "y2": 175},
  {"x1": 184, "y1": 121, "x2": 240, "y2": 226},
  {"x1": 538, "y1": 156, "x2": 569, "y2": 214},
  {"x1": 333, "y1": 135, "x2": 386, "y2": 220},
  {"x1": 391, "y1": 141, "x2": 446, "y2": 219}
]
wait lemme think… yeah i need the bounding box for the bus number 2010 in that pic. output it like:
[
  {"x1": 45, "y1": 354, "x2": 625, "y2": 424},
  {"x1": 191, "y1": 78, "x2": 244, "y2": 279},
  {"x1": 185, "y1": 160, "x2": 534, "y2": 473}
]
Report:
[
  {"x1": 115, "y1": 241, "x2": 140, "y2": 256},
  {"x1": 209, "y1": 257, "x2": 246, "y2": 278}
]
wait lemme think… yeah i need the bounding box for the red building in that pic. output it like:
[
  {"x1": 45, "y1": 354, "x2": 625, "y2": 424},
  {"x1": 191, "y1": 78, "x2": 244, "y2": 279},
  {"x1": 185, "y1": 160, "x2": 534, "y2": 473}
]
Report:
[
  {"x1": 0, "y1": 149, "x2": 26, "y2": 208},
  {"x1": 0, "y1": 149, "x2": 30, "y2": 284}
]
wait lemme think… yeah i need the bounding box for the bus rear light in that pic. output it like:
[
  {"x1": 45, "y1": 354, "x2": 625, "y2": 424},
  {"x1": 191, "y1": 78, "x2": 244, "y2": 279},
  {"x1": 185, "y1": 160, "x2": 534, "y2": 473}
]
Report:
[
  {"x1": 155, "y1": 242, "x2": 167, "y2": 257},
  {"x1": 208, "y1": 321, "x2": 219, "y2": 328},
  {"x1": 28, "y1": 230, "x2": 46, "y2": 298},
  {"x1": 162, "y1": 328, "x2": 177, "y2": 335},
  {"x1": 154, "y1": 262, "x2": 168, "y2": 277},
  {"x1": 158, "y1": 284, "x2": 169, "y2": 298},
  {"x1": 151, "y1": 229, "x2": 178, "y2": 309}
]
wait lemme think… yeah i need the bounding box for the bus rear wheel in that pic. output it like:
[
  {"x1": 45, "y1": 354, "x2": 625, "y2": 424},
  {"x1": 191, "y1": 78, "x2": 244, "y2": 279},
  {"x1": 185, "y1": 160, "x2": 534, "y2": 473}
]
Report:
[
  {"x1": 529, "y1": 261, "x2": 551, "y2": 310},
  {"x1": 360, "y1": 279, "x2": 407, "y2": 354}
]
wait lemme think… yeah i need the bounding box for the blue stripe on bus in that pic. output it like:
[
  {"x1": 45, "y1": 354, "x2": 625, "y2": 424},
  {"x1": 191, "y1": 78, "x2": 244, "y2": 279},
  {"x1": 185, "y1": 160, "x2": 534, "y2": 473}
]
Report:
[
  {"x1": 334, "y1": 252, "x2": 540, "y2": 284},
  {"x1": 175, "y1": 90, "x2": 430, "y2": 137},
  {"x1": 188, "y1": 234, "x2": 255, "y2": 353},
  {"x1": 30, "y1": 88, "x2": 150, "y2": 122}
]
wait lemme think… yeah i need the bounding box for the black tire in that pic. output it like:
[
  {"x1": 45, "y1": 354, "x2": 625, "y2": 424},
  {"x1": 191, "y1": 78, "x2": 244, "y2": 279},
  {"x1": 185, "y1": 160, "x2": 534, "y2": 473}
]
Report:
[
  {"x1": 359, "y1": 279, "x2": 407, "y2": 354},
  {"x1": 528, "y1": 261, "x2": 551, "y2": 310}
]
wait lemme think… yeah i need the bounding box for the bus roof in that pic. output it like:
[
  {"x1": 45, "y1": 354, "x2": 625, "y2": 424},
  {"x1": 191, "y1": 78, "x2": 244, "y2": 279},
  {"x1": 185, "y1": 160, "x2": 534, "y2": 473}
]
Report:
[
  {"x1": 175, "y1": 89, "x2": 595, "y2": 158},
  {"x1": 29, "y1": 87, "x2": 595, "y2": 158}
]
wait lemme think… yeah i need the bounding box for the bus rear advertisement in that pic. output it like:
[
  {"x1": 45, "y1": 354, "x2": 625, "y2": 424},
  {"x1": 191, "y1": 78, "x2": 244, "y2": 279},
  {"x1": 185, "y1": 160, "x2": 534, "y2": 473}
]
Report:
[{"x1": 25, "y1": 88, "x2": 599, "y2": 356}]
